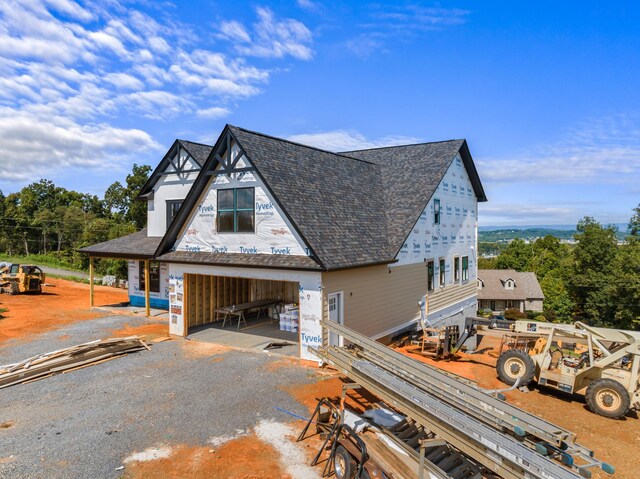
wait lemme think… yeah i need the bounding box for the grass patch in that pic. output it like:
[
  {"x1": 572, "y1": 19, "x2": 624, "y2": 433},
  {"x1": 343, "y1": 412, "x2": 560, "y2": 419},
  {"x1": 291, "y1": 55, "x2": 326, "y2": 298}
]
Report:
[
  {"x1": 46, "y1": 273, "x2": 93, "y2": 285},
  {"x1": 0, "y1": 307, "x2": 8, "y2": 319},
  {"x1": 0, "y1": 253, "x2": 86, "y2": 273}
]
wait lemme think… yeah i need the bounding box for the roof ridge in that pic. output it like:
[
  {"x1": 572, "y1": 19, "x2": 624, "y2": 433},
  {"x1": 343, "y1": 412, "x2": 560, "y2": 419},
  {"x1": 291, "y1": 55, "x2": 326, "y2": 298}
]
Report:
[
  {"x1": 228, "y1": 124, "x2": 378, "y2": 165},
  {"x1": 177, "y1": 139, "x2": 214, "y2": 148},
  {"x1": 342, "y1": 138, "x2": 464, "y2": 154}
]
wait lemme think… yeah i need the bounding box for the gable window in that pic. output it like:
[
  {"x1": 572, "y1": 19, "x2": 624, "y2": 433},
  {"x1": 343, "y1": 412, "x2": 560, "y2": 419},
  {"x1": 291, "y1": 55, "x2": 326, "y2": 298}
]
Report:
[
  {"x1": 166, "y1": 200, "x2": 182, "y2": 227},
  {"x1": 434, "y1": 199, "x2": 441, "y2": 225},
  {"x1": 139, "y1": 261, "x2": 160, "y2": 293},
  {"x1": 427, "y1": 260, "x2": 435, "y2": 292},
  {"x1": 217, "y1": 187, "x2": 255, "y2": 233},
  {"x1": 439, "y1": 258, "x2": 446, "y2": 286},
  {"x1": 462, "y1": 256, "x2": 469, "y2": 282},
  {"x1": 454, "y1": 257, "x2": 460, "y2": 283}
]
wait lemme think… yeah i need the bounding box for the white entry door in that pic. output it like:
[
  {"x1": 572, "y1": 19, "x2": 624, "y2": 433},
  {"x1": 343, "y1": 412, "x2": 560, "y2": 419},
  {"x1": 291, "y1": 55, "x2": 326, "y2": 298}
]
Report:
[{"x1": 328, "y1": 292, "x2": 343, "y2": 346}]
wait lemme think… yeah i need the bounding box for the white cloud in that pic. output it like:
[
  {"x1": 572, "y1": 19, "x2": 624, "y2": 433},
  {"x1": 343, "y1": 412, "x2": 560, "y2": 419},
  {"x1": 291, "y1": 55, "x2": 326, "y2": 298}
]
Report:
[
  {"x1": 478, "y1": 115, "x2": 640, "y2": 184},
  {"x1": 219, "y1": 20, "x2": 251, "y2": 43},
  {"x1": 219, "y1": 7, "x2": 313, "y2": 60},
  {"x1": 197, "y1": 106, "x2": 231, "y2": 119},
  {"x1": 287, "y1": 130, "x2": 421, "y2": 151},
  {"x1": 0, "y1": 0, "x2": 312, "y2": 184},
  {"x1": 0, "y1": 108, "x2": 161, "y2": 181},
  {"x1": 296, "y1": 0, "x2": 320, "y2": 11},
  {"x1": 104, "y1": 72, "x2": 144, "y2": 90},
  {"x1": 346, "y1": 5, "x2": 469, "y2": 58}
]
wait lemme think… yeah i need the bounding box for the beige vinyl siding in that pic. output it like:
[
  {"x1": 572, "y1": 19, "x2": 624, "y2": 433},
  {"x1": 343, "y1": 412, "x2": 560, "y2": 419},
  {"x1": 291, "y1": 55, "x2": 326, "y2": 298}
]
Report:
[
  {"x1": 428, "y1": 280, "x2": 478, "y2": 313},
  {"x1": 322, "y1": 263, "x2": 427, "y2": 339}
]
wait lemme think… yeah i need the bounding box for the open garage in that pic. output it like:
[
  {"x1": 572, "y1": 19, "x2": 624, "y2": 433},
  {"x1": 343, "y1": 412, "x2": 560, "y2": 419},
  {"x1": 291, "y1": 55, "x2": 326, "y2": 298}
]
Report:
[{"x1": 182, "y1": 274, "x2": 300, "y2": 350}]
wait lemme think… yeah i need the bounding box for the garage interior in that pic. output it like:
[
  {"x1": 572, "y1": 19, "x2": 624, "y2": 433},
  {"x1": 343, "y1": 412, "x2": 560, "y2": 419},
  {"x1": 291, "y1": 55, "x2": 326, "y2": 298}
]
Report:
[{"x1": 183, "y1": 273, "x2": 300, "y2": 355}]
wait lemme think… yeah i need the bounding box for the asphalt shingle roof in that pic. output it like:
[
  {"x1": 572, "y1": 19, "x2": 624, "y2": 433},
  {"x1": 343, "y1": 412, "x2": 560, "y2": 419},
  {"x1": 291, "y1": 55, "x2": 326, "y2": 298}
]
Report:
[
  {"x1": 229, "y1": 126, "x2": 390, "y2": 270},
  {"x1": 79, "y1": 228, "x2": 160, "y2": 258},
  {"x1": 83, "y1": 125, "x2": 486, "y2": 271},
  {"x1": 138, "y1": 139, "x2": 213, "y2": 198},
  {"x1": 343, "y1": 141, "x2": 466, "y2": 257},
  {"x1": 478, "y1": 269, "x2": 545, "y2": 301},
  {"x1": 178, "y1": 139, "x2": 213, "y2": 167}
]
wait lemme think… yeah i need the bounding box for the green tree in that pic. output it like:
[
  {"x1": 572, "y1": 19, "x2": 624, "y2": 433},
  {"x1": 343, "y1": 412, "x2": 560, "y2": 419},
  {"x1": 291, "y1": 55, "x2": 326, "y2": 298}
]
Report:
[
  {"x1": 495, "y1": 238, "x2": 531, "y2": 271},
  {"x1": 540, "y1": 275, "x2": 574, "y2": 322},
  {"x1": 628, "y1": 203, "x2": 640, "y2": 239},
  {"x1": 125, "y1": 164, "x2": 151, "y2": 229},
  {"x1": 570, "y1": 217, "x2": 618, "y2": 325}
]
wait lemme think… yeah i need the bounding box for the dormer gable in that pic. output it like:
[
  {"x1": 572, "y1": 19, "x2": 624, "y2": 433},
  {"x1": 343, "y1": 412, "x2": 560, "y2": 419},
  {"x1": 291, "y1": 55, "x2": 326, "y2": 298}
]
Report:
[{"x1": 502, "y1": 277, "x2": 516, "y2": 290}]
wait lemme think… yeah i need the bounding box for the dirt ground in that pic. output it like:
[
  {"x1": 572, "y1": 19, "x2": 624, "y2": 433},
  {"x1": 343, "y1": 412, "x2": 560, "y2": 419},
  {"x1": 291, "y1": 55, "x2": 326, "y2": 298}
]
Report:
[
  {"x1": 0, "y1": 277, "x2": 129, "y2": 343},
  {"x1": 122, "y1": 435, "x2": 290, "y2": 479},
  {"x1": 2, "y1": 282, "x2": 637, "y2": 478}
]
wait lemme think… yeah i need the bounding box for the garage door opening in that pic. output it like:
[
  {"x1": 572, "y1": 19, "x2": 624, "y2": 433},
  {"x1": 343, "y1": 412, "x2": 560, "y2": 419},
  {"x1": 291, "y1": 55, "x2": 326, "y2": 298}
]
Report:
[{"x1": 183, "y1": 273, "x2": 300, "y2": 355}]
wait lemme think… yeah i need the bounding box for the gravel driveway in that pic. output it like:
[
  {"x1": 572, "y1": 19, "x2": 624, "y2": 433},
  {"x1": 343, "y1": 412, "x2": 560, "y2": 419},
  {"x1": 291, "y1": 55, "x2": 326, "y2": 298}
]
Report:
[{"x1": 0, "y1": 315, "x2": 318, "y2": 479}]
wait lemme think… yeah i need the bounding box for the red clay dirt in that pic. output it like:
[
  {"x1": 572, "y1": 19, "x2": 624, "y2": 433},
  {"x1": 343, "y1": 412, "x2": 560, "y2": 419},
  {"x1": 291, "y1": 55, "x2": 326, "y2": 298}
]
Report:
[
  {"x1": 0, "y1": 278, "x2": 128, "y2": 343},
  {"x1": 110, "y1": 322, "x2": 169, "y2": 341},
  {"x1": 123, "y1": 435, "x2": 291, "y2": 479}
]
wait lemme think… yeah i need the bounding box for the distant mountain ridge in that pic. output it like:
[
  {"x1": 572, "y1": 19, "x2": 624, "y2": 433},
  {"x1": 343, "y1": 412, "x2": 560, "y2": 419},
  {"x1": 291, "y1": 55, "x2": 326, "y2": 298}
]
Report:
[
  {"x1": 479, "y1": 223, "x2": 628, "y2": 231},
  {"x1": 479, "y1": 224, "x2": 629, "y2": 243}
]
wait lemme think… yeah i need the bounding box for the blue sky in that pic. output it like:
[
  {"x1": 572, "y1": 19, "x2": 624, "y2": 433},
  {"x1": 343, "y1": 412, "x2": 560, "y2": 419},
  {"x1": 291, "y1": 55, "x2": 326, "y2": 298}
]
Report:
[{"x1": 0, "y1": 1, "x2": 638, "y2": 226}]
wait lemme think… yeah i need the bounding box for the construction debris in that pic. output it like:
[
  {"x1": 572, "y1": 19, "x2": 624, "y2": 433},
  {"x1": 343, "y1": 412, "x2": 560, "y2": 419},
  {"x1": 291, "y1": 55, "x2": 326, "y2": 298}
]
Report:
[
  {"x1": 312, "y1": 320, "x2": 615, "y2": 479},
  {"x1": 0, "y1": 336, "x2": 148, "y2": 389}
]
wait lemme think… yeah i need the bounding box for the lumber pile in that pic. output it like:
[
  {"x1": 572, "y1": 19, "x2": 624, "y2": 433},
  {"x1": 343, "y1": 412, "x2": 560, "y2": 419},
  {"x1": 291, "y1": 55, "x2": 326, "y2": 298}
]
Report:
[{"x1": 0, "y1": 336, "x2": 148, "y2": 389}]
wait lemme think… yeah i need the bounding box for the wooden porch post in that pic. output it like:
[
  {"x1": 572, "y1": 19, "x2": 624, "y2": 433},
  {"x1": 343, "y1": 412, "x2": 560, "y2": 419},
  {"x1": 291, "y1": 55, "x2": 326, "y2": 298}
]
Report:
[
  {"x1": 144, "y1": 259, "x2": 151, "y2": 317},
  {"x1": 89, "y1": 257, "x2": 95, "y2": 308}
]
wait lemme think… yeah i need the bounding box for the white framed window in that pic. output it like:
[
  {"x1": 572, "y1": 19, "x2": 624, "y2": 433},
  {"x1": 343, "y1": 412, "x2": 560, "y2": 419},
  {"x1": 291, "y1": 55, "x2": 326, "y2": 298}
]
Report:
[
  {"x1": 454, "y1": 256, "x2": 460, "y2": 283},
  {"x1": 427, "y1": 260, "x2": 435, "y2": 292},
  {"x1": 439, "y1": 258, "x2": 446, "y2": 286},
  {"x1": 462, "y1": 256, "x2": 469, "y2": 282},
  {"x1": 434, "y1": 199, "x2": 441, "y2": 225}
]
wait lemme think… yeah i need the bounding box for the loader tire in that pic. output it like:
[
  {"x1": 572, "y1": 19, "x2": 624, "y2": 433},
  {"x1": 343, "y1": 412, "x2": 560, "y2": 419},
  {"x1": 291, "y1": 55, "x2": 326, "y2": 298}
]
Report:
[
  {"x1": 10, "y1": 282, "x2": 20, "y2": 295},
  {"x1": 585, "y1": 379, "x2": 630, "y2": 419},
  {"x1": 497, "y1": 349, "x2": 535, "y2": 387}
]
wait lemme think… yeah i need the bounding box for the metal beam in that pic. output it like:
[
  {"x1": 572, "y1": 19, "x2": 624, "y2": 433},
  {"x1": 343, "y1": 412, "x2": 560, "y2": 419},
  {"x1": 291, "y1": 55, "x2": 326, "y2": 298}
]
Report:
[{"x1": 319, "y1": 320, "x2": 576, "y2": 446}]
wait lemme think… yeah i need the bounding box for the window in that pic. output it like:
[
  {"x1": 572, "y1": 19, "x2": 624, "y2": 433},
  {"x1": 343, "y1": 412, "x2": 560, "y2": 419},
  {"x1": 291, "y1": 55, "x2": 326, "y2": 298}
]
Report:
[
  {"x1": 434, "y1": 199, "x2": 441, "y2": 225},
  {"x1": 166, "y1": 200, "x2": 182, "y2": 227},
  {"x1": 462, "y1": 256, "x2": 469, "y2": 282},
  {"x1": 454, "y1": 257, "x2": 460, "y2": 283},
  {"x1": 217, "y1": 187, "x2": 255, "y2": 233},
  {"x1": 427, "y1": 260, "x2": 435, "y2": 292},
  {"x1": 439, "y1": 258, "x2": 446, "y2": 286},
  {"x1": 139, "y1": 261, "x2": 160, "y2": 293}
]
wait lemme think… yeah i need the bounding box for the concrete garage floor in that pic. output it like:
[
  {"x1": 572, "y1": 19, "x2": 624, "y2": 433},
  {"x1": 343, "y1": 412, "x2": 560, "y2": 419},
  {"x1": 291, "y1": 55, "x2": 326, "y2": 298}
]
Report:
[
  {"x1": 188, "y1": 316, "x2": 299, "y2": 357},
  {"x1": 0, "y1": 315, "x2": 318, "y2": 479}
]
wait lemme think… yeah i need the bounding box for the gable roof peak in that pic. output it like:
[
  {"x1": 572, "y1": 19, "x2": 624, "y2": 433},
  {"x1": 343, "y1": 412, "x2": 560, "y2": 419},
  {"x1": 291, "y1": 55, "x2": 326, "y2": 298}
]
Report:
[
  {"x1": 227, "y1": 124, "x2": 378, "y2": 165},
  {"x1": 341, "y1": 138, "x2": 465, "y2": 154}
]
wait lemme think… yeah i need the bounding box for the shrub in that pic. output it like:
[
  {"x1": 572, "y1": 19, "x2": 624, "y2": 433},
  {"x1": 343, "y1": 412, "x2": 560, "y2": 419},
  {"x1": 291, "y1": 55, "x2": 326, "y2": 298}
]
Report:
[{"x1": 504, "y1": 308, "x2": 527, "y2": 320}]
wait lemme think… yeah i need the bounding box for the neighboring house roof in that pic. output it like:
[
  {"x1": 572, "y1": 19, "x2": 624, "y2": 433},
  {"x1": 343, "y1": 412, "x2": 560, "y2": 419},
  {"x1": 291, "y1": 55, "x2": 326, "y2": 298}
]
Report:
[
  {"x1": 138, "y1": 139, "x2": 213, "y2": 199},
  {"x1": 79, "y1": 228, "x2": 161, "y2": 259},
  {"x1": 83, "y1": 125, "x2": 487, "y2": 272},
  {"x1": 477, "y1": 269, "x2": 545, "y2": 301}
]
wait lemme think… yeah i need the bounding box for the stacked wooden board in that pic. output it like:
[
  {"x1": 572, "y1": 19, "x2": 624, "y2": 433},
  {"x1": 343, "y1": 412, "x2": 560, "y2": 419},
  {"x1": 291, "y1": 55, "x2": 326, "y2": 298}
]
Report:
[{"x1": 0, "y1": 337, "x2": 148, "y2": 389}]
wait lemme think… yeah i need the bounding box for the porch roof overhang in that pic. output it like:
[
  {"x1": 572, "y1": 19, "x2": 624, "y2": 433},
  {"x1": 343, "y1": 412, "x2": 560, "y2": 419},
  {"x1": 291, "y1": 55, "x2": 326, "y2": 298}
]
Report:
[{"x1": 78, "y1": 228, "x2": 161, "y2": 259}]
